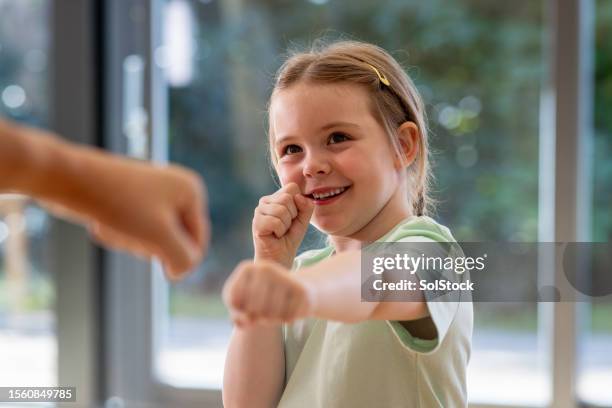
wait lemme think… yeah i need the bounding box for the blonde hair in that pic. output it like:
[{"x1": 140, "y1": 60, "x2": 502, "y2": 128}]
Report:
[{"x1": 268, "y1": 40, "x2": 432, "y2": 216}]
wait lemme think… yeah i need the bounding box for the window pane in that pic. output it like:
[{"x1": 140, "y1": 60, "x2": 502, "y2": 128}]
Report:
[
  {"x1": 578, "y1": 0, "x2": 612, "y2": 405},
  {"x1": 0, "y1": 0, "x2": 55, "y2": 403},
  {"x1": 156, "y1": 1, "x2": 546, "y2": 404}
]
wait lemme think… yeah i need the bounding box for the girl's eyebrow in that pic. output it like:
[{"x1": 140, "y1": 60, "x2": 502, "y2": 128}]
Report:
[
  {"x1": 320, "y1": 121, "x2": 360, "y2": 131},
  {"x1": 275, "y1": 134, "x2": 297, "y2": 146},
  {"x1": 275, "y1": 121, "x2": 361, "y2": 146}
]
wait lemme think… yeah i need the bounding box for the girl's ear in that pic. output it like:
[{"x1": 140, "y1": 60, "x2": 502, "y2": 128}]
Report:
[{"x1": 394, "y1": 121, "x2": 420, "y2": 169}]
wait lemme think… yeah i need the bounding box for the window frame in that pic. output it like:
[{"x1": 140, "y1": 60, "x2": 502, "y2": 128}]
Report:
[
  {"x1": 51, "y1": 0, "x2": 105, "y2": 407},
  {"x1": 101, "y1": 0, "x2": 221, "y2": 406}
]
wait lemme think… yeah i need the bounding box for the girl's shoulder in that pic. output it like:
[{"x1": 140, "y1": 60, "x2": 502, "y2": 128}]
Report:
[{"x1": 291, "y1": 216, "x2": 455, "y2": 270}]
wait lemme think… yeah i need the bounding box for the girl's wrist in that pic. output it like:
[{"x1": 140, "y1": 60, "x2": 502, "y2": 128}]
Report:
[
  {"x1": 253, "y1": 251, "x2": 294, "y2": 270},
  {"x1": 294, "y1": 272, "x2": 319, "y2": 318},
  {"x1": 254, "y1": 257, "x2": 293, "y2": 270}
]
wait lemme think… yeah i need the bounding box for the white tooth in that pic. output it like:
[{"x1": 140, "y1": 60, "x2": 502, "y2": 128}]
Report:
[{"x1": 314, "y1": 188, "x2": 347, "y2": 200}]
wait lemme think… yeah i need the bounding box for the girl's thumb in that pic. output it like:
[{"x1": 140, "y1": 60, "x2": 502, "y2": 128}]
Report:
[{"x1": 295, "y1": 194, "x2": 314, "y2": 225}]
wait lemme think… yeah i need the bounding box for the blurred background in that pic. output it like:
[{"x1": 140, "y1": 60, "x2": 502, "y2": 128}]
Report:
[{"x1": 0, "y1": 0, "x2": 610, "y2": 407}]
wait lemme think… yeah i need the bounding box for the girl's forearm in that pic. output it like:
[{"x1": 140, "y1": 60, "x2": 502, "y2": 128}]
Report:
[
  {"x1": 294, "y1": 250, "x2": 428, "y2": 323},
  {"x1": 294, "y1": 250, "x2": 378, "y2": 323},
  {"x1": 223, "y1": 325, "x2": 285, "y2": 408}
]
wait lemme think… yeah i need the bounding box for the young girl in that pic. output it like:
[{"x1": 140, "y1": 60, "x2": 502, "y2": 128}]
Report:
[{"x1": 222, "y1": 40, "x2": 473, "y2": 408}]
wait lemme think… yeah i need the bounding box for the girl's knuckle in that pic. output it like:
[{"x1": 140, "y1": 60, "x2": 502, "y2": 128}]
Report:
[{"x1": 279, "y1": 193, "x2": 292, "y2": 204}]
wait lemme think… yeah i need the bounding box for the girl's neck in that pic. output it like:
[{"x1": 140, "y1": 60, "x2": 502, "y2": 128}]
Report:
[{"x1": 329, "y1": 190, "x2": 414, "y2": 253}]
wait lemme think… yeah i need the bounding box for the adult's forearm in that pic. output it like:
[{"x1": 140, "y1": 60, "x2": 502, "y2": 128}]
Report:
[
  {"x1": 0, "y1": 120, "x2": 119, "y2": 218},
  {"x1": 0, "y1": 120, "x2": 82, "y2": 200},
  {"x1": 0, "y1": 120, "x2": 50, "y2": 192},
  {"x1": 223, "y1": 325, "x2": 285, "y2": 408}
]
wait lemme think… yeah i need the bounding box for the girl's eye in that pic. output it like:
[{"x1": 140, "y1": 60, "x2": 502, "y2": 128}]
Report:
[
  {"x1": 329, "y1": 132, "x2": 350, "y2": 144},
  {"x1": 283, "y1": 144, "x2": 302, "y2": 155}
]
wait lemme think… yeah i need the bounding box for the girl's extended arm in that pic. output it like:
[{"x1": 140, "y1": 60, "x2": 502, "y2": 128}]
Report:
[
  {"x1": 295, "y1": 250, "x2": 430, "y2": 323},
  {"x1": 224, "y1": 252, "x2": 429, "y2": 328}
]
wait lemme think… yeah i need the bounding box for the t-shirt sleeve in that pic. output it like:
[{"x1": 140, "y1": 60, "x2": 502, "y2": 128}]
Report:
[
  {"x1": 383, "y1": 235, "x2": 461, "y2": 354},
  {"x1": 292, "y1": 247, "x2": 335, "y2": 271},
  {"x1": 385, "y1": 299, "x2": 458, "y2": 354}
]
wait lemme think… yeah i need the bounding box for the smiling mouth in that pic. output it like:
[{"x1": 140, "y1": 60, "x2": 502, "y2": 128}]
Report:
[{"x1": 308, "y1": 186, "x2": 350, "y2": 202}]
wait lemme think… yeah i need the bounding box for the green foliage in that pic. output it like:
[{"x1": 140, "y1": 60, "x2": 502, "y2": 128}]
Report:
[{"x1": 593, "y1": 0, "x2": 612, "y2": 242}]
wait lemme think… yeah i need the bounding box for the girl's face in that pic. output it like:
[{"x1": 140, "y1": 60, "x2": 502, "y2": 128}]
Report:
[{"x1": 270, "y1": 82, "x2": 414, "y2": 242}]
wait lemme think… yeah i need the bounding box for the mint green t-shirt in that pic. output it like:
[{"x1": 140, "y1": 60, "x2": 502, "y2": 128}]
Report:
[{"x1": 278, "y1": 216, "x2": 473, "y2": 408}]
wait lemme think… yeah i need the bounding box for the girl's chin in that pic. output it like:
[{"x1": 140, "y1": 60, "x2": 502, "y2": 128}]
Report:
[
  {"x1": 312, "y1": 216, "x2": 350, "y2": 236},
  {"x1": 311, "y1": 217, "x2": 338, "y2": 233}
]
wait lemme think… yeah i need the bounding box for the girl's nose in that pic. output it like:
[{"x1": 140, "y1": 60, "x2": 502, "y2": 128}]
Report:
[{"x1": 303, "y1": 153, "x2": 331, "y2": 178}]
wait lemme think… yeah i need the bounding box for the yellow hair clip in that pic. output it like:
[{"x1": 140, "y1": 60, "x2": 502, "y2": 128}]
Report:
[{"x1": 367, "y1": 64, "x2": 390, "y2": 86}]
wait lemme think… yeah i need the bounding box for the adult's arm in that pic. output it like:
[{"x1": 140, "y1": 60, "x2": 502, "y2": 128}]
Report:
[{"x1": 0, "y1": 118, "x2": 209, "y2": 278}]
